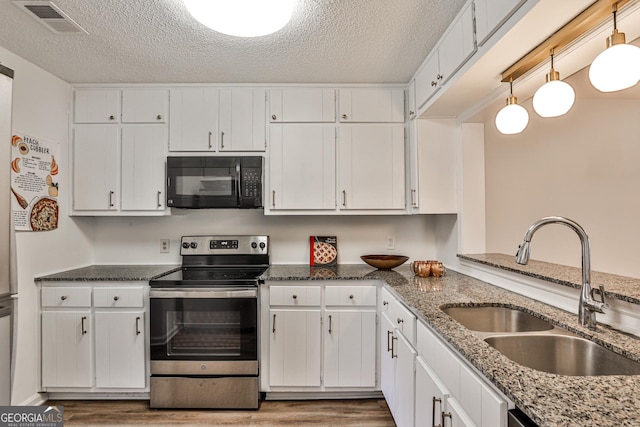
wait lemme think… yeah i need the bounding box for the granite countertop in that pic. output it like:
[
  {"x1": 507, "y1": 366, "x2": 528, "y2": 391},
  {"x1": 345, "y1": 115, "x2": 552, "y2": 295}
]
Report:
[
  {"x1": 262, "y1": 264, "x2": 640, "y2": 427},
  {"x1": 459, "y1": 253, "x2": 640, "y2": 304},
  {"x1": 35, "y1": 265, "x2": 180, "y2": 282}
]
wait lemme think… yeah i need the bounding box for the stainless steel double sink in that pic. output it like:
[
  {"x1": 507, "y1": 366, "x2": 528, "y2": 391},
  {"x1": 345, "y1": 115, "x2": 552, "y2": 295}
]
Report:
[{"x1": 441, "y1": 306, "x2": 640, "y2": 376}]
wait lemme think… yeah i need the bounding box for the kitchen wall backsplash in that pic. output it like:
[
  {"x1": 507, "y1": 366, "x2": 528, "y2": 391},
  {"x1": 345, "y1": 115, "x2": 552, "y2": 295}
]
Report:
[{"x1": 86, "y1": 210, "x2": 439, "y2": 265}]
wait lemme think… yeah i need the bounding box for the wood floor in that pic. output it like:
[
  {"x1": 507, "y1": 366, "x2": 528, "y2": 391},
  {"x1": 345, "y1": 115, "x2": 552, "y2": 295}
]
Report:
[{"x1": 46, "y1": 399, "x2": 396, "y2": 426}]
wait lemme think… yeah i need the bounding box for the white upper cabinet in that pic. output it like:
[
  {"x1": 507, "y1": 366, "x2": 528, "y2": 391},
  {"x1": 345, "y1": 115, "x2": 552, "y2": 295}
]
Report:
[
  {"x1": 269, "y1": 125, "x2": 336, "y2": 211},
  {"x1": 269, "y1": 88, "x2": 335, "y2": 123},
  {"x1": 120, "y1": 126, "x2": 167, "y2": 211},
  {"x1": 339, "y1": 125, "x2": 405, "y2": 210},
  {"x1": 339, "y1": 88, "x2": 405, "y2": 123},
  {"x1": 414, "y1": 52, "x2": 441, "y2": 111},
  {"x1": 474, "y1": 0, "x2": 526, "y2": 46},
  {"x1": 438, "y1": 1, "x2": 476, "y2": 85},
  {"x1": 121, "y1": 89, "x2": 168, "y2": 123},
  {"x1": 219, "y1": 88, "x2": 266, "y2": 151},
  {"x1": 407, "y1": 81, "x2": 417, "y2": 120},
  {"x1": 73, "y1": 126, "x2": 119, "y2": 211},
  {"x1": 168, "y1": 87, "x2": 219, "y2": 151},
  {"x1": 74, "y1": 89, "x2": 120, "y2": 123}
]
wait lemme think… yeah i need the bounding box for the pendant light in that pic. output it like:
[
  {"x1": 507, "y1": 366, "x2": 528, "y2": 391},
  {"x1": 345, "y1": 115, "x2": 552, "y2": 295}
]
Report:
[
  {"x1": 495, "y1": 80, "x2": 529, "y2": 135},
  {"x1": 589, "y1": 3, "x2": 640, "y2": 92},
  {"x1": 532, "y1": 51, "x2": 575, "y2": 118},
  {"x1": 184, "y1": 0, "x2": 295, "y2": 37}
]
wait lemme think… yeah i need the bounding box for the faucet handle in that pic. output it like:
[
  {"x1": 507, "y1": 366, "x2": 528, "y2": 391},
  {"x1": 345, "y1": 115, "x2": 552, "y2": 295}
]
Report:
[{"x1": 593, "y1": 285, "x2": 607, "y2": 306}]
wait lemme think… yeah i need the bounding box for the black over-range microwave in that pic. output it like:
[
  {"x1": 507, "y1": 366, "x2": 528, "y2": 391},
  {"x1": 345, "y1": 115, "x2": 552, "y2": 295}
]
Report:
[{"x1": 166, "y1": 156, "x2": 263, "y2": 209}]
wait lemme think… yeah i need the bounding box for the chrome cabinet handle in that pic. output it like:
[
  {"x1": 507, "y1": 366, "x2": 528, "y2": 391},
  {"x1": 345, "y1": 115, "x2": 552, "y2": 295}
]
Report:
[
  {"x1": 437, "y1": 74, "x2": 443, "y2": 80},
  {"x1": 272, "y1": 190, "x2": 276, "y2": 208},
  {"x1": 341, "y1": 113, "x2": 348, "y2": 120},
  {"x1": 292, "y1": 294, "x2": 297, "y2": 300},
  {"x1": 409, "y1": 110, "x2": 415, "y2": 117},
  {"x1": 431, "y1": 81, "x2": 437, "y2": 87},
  {"x1": 397, "y1": 318, "x2": 404, "y2": 325},
  {"x1": 109, "y1": 191, "x2": 114, "y2": 207},
  {"x1": 221, "y1": 131, "x2": 225, "y2": 149},
  {"x1": 391, "y1": 336, "x2": 398, "y2": 358},
  {"x1": 60, "y1": 295, "x2": 67, "y2": 301},
  {"x1": 387, "y1": 330, "x2": 393, "y2": 352},
  {"x1": 157, "y1": 191, "x2": 162, "y2": 208},
  {"x1": 342, "y1": 190, "x2": 346, "y2": 207},
  {"x1": 328, "y1": 315, "x2": 332, "y2": 334},
  {"x1": 383, "y1": 300, "x2": 388, "y2": 306},
  {"x1": 156, "y1": 114, "x2": 162, "y2": 120},
  {"x1": 135, "y1": 316, "x2": 141, "y2": 335},
  {"x1": 349, "y1": 294, "x2": 354, "y2": 300},
  {"x1": 272, "y1": 314, "x2": 276, "y2": 334},
  {"x1": 411, "y1": 189, "x2": 417, "y2": 206},
  {"x1": 113, "y1": 296, "x2": 120, "y2": 301},
  {"x1": 432, "y1": 397, "x2": 442, "y2": 427},
  {"x1": 109, "y1": 115, "x2": 115, "y2": 121},
  {"x1": 271, "y1": 114, "x2": 277, "y2": 120},
  {"x1": 441, "y1": 412, "x2": 452, "y2": 427},
  {"x1": 208, "y1": 131, "x2": 212, "y2": 149},
  {"x1": 81, "y1": 316, "x2": 87, "y2": 335}
]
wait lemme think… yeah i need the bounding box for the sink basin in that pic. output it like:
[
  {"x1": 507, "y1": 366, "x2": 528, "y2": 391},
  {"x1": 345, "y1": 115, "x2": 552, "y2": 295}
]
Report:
[
  {"x1": 485, "y1": 335, "x2": 640, "y2": 376},
  {"x1": 442, "y1": 306, "x2": 553, "y2": 333}
]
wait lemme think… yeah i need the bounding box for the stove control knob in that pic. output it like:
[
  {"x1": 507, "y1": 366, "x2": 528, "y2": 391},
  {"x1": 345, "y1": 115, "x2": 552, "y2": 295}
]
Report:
[
  {"x1": 182, "y1": 242, "x2": 189, "y2": 249},
  {"x1": 190, "y1": 242, "x2": 198, "y2": 249},
  {"x1": 259, "y1": 242, "x2": 266, "y2": 250},
  {"x1": 251, "y1": 242, "x2": 258, "y2": 249}
]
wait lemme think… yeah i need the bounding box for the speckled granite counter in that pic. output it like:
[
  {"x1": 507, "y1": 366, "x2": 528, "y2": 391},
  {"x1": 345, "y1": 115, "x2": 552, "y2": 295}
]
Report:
[
  {"x1": 262, "y1": 264, "x2": 640, "y2": 427},
  {"x1": 459, "y1": 253, "x2": 640, "y2": 304},
  {"x1": 34, "y1": 265, "x2": 180, "y2": 282}
]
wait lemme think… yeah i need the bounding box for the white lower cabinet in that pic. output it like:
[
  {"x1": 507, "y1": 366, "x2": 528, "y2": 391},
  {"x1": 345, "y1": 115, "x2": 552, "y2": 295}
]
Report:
[
  {"x1": 40, "y1": 283, "x2": 148, "y2": 393},
  {"x1": 415, "y1": 357, "x2": 448, "y2": 427},
  {"x1": 269, "y1": 309, "x2": 322, "y2": 387},
  {"x1": 264, "y1": 281, "x2": 378, "y2": 393}
]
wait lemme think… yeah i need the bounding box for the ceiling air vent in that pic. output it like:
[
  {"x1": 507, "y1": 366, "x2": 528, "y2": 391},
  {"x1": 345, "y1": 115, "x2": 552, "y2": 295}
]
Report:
[{"x1": 13, "y1": 1, "x2": 87, "y2": 34}]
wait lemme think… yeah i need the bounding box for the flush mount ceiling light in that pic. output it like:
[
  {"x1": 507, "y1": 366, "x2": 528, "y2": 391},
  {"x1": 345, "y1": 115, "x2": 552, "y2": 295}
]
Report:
[
  {"x1": 495, "y1": 80, "x2": 529, "y2": 135},
  {"x1": 532, "y1": 52, "x2": 576, "y2": 118},
  {"x1": 183, "y1": 0, "x2": 295, "y2": 37},
  {"x1": 589, "y1": 4, "x2": 640, "y2": 92}
]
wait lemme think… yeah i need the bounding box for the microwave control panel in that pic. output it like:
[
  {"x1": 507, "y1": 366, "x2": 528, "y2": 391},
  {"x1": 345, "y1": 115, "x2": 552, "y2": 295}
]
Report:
[{"x1": 242, "y1": 168, "x2": 261, "y2": 198}]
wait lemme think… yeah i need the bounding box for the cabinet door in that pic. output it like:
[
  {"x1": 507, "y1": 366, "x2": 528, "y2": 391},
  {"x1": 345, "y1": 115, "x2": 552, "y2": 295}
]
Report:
[
  {"x1": 269, "y1": 88, "x2": 335, "y2": 122},
  {"x1": 74, "y1": 89, "x2": 120, "y2": 124},
  {"x1": 339, "y1": 89, "x2": 404, "y2": 123},
  {"x1": 122, "y1": 89, "x2": 168, "y2": 123},
  {"x1": 415, "y1": 118, "x2": 457, "y2": 214},
  {"x1": 394, "y1": 332, "x2": 417, "y2": 427},
  {"x1": 380, "y1": 314, "x2": 396, "y2": 412},
  {"x1": 339, "y1": 125, "x2": 405, "y2": 210},
  {"x1": 121, "y1": 126, "x2": 167, "y2": 211},
  {"x1": 407, "y1": 81, "x2": 416, "y2": 120},
  {"x1": 324, "y1": 310, "x2": 376, "y2": 387},
  {"x1": 73, "y1": 126, "x2": 119, "y2": 211},
  {"x1": 41, "y1": 311, "x2": 92, "y2": 388},
  {"x1": 408, "y1": 119, "x2": 419, "y2": 210},
  {"x1": 445, "y1": 398, "x2": 476, "y2": 427},
  {"x1": 438, "y1": 2, "x2": 476, "y2": 84},
  {"x1": 269, "y1": 309, "x2": 321, "y2": 387},
  {"x1": 269, "y1": 125, "x2": 335, "y2": 210},
  {"x1": 219, "y1": 88, "x2": 266, "y2": 151},
  {"x1": 169, "y1": 87, "x2": 219, "y2": 151},
  {"x1": 474, "y1": 0, "x2": 525, "y2": 46},
  {"x1": 95, "y1": 311, "x2": 146, "y2": 388},
  {"x1": 415, "y1": 357, "x2": 449, "y2": 427},
  {"x1": 414, "y1": 53, "x2": 441, "y2": 110}
]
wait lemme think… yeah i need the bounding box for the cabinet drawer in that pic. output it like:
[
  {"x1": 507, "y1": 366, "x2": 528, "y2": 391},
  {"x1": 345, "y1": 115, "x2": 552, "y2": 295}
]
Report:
[
  {"x1": 393, "y1": 299, "x2": 416, "y2": 345},
  {"x1": 42, "y1": 287, "x2": 92, "y2": 308},
  {"x1": 94, "y1": 287, "x2": 145, "y2": 308},
  {"x1": 269, "y1": 285, "x2": 321, "y2": 306},
  {"x1": 325, "y1": 285, "x2": 376, "y2": 306}
]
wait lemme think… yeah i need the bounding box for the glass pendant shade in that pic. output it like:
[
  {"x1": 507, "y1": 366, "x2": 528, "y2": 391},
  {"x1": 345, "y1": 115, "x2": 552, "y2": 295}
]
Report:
[
  {"x1": 496, "y1": 95, "x2": 529, "y2": 135},
  {"x1": 589, "y1": 40, "x2": 640, "y2": 92},
  {"x1": 184, "y1": 0, "x2": 295, "y2": 37},
  {"x1": 533, "y1": 70, "x2": 575, "y2": 118}
]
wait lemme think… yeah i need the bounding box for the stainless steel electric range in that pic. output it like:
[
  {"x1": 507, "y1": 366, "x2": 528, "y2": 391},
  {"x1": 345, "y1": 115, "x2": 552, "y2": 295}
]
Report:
[{"x1": 149, "y1": 235, "x2": 269, "y2": 409}]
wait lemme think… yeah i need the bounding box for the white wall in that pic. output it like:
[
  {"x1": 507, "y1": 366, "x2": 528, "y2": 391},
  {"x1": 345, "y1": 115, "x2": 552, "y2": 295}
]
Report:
[
  {"x1": 90, "y1": 211, "x2": 439, "y2": 264},
  {"x1": 0, "y1": 46, "x2": 94, "y2": 405},
  {"x1": 483, "y1": 69, "x2": 640, "y2": 278}
]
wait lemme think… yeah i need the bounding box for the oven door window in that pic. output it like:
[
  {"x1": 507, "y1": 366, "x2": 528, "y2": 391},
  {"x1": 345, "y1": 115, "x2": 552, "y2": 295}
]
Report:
[{"x1": 150, "y1": 297, "x2": 257, "y2": 361}]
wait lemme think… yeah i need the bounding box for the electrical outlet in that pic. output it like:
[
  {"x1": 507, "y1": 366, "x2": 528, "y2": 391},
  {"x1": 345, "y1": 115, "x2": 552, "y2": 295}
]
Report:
[
  {"x1": 160, "y1": 239, "x2": 170, "y2": 253},
  {"x1": 386, "y1": 236, "x2": 395, "y2": 250}
]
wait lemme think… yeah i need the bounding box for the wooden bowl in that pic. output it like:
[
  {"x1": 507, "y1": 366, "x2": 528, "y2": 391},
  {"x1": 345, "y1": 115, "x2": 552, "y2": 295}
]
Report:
[{"x1": 361, "y1": 255, "x2": 409, "y2": 270}]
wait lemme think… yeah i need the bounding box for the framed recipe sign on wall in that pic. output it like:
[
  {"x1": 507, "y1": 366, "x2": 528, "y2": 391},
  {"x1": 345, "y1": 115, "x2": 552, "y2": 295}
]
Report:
[{"x1": 10, "y1": 132, "x2": 59, "y2": 231}]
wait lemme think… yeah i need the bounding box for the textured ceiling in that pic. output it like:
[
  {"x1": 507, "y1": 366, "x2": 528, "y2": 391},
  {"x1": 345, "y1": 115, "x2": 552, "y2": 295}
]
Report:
[{"x1": 0, "y1": 0, "x2": 467, "y2": 84}]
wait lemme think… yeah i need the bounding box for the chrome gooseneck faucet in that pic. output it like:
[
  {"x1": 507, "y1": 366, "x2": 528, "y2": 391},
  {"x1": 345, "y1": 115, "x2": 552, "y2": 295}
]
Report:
[{"x1": 515, "y1": 216, "x2": 607, "y2": 329}]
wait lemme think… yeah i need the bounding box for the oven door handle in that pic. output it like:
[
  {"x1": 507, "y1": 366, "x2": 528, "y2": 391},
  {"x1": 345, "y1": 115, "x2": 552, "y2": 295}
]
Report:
[{"x1": 149, "y1": 288, "x2": 258, "y2": 299}]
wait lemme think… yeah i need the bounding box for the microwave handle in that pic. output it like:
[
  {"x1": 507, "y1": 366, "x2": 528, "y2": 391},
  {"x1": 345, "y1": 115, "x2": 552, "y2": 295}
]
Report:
[{"x1": 236, "y1": 162, "x2": 241, "y2": 204}]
